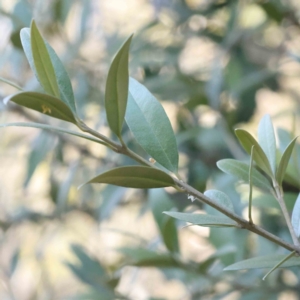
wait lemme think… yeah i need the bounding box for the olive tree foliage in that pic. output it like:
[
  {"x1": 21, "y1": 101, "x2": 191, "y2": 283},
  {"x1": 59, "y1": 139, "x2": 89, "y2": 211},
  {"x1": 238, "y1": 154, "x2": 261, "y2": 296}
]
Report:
[{"x1": 1, "y1": 0, "x2": 300, "y2": 299}]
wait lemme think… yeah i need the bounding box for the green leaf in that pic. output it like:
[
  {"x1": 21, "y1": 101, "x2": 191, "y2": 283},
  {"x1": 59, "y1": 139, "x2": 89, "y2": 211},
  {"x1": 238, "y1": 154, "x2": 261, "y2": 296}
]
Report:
[
  {"x1": 204, "y1": 190, "x2": 234, "y2": 213},
  {"x1": 224, "y1": 253, "x2": 300, "y2": 270},
  {"x1": 20, "y1": 28, "x2": 76, "y2": 113},
  {"x1": 149, "y1": 189, "x2": 179, "y2": 254},
  {"x1": 258, "y1": 115, "x2": 276, "y2": 175},
  {"x1": 30, "y1": 20, "x2": 60, "y2": 98},
  {"x1": 126, "y1": 78, "x2": 178, "y2": 173},
  {"x1": 83, "y1": 166, "x2": 175, "y2": 189},
  {"x1": 0, "y1": 122, "x2": 108, "y2": 146},
  {"x1": 235, "y1": 129, "x2": 274, "y2": 178},
  {"x1": 291, "y1": 193, "x2": 300, "y2": 237},
  {"x1": 217, "y1": 159, "x2": 272, "y2": 192},
  {"x1": 45, "y1": 42, "x2": 76, "y2": 114},
  {"x1": 4, "y1": 92, "x2": 76, "y2": 124},
  {"x1": 105, "y1": 35, "x2": 133, "y2": 137},
  {"x1": 163, "y1": 212, "x2": 238, "y2": 228},
  {"x1": 117, "y1": 247, "x2": 176, "y2": 267},
  {"x1": 20, "y1": 28, "x2": 37, "y2": 77},
  {"x1": 276, "y1": 137, "x2": 298, "y2": 187}
]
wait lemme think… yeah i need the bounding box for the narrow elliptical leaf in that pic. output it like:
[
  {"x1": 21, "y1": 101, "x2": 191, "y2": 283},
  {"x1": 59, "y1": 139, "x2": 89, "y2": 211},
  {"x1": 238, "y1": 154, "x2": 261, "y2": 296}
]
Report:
[
  {"x1": 217, "y1": 159, "x2": 272, "y2": 192},
  {"x1": 105, "y1": 35, "x2": 133, "y2": 137},
  {"x1": 20, "y1": 28, "x2": 37, "y2": 77},
  {"x1": 163, "y1": 211, "x2": 238, "y2": 228},
  {"x1": 81, "y1": 166, "x2": 175, "y2": 189},
  {"x1": 4, "y1": 92, "x2": 76, "y2": 124},
  {"x1": 276, "y1": 137, "x2": 298, "y2": 187},
  {"x1": 30, "y1": 20, "x2": 60, "y2": 98},
  {"x1": 291, "y1": 193, "x2": 300, "y2": 237},
  {"x1": 224, "y1": 253, "x2": 300, "y2": 270},
  {"x1": 126, "y1": 78, "x2": 179, "y2": 173},
  {"x1": 235, "y1": 129, "x2": 274, "y2": 178},
  {"x1": 258, "y1": 115, "x2": 276, "y2": 174},
  {"x1": 204, "y1": 190, "x2": 234, "y2": 213},
  {"x1": 20, "y1": 27, "x2": 77, "y2": 113}
]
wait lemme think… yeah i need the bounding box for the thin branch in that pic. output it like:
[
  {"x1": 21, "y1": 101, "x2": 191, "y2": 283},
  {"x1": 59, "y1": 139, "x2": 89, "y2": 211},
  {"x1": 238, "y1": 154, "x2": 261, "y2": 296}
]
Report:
[
  {"x1": 60, "y1": 122, "x2": 300, "y2": 254},
  {"x1": 273, "y1": 183, "x2": 300, "y2": 247}
]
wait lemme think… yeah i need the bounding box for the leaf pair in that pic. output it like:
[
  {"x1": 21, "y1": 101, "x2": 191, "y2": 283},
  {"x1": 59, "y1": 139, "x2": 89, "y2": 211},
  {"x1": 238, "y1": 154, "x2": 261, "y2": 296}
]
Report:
[
  {"x1": 235, "y1": 115, "x2": 297, "y2": 188},
  {"x1": 104, "y1": 37, "x2": 178, "y2": 173},
  {"x1": 5, "y1": 20, "x2": 77, "y2": 124}
]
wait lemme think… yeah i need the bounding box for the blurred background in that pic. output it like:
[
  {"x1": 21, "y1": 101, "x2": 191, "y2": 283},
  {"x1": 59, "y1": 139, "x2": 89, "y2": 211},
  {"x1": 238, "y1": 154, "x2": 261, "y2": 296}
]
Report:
[{"x1": 1, "y1": 0, "x2": 300, "y2": 299}]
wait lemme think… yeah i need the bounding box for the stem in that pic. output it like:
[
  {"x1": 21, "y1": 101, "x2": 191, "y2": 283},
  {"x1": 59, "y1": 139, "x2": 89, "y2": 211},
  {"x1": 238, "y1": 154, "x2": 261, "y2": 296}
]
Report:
[
  {"x1": 80, "y1": 123, "x2": 300, "y2": 253},
  {"x1": 273, "y1": 183, "x2": 300, "y2": 247},
  {"x1": 248, "y1": 145, "x2": 255, "y2": 225},
  {"x1": 176, "y1": 179, "x2": 300, "y2": 253}
]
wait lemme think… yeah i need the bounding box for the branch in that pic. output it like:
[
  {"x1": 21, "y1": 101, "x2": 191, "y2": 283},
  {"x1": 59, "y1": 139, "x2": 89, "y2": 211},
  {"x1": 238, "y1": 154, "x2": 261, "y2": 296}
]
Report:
[{"x1": 81, "y1": 123, "x2": 300, "y2": 254}]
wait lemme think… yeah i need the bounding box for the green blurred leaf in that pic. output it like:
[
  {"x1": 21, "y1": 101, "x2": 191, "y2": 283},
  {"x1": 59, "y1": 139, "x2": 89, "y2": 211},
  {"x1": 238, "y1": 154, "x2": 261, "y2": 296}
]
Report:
[
  {"x1": 118, "y1": 247, "x2": 176, "y2": 267},
  {"x1": 4, "y1": 92, "x2": 76, "y2": 124},
  {"x1": 126, "y1": 78, "x2": 178, "y2": 173},
  {"x1": 24, "y1": 132, "x2": 54, "y2": 187},
  {"x1": 83, "y1": 166, "x2": 175, "y2": 188},
  {"x1": 9, "y1": 249, "x2": 20, "y2": 277},
  {"x1": 163, "y1": 212, "x2": 238, "y2": 228},
  {"x1": 45, "y1": 42, "x2": 77, "y2": 114},
  {"x1": 235, "y1": 129, "x2": 274, "y2": 178},
  {"x1": 149, "y1": 189, "x2": 179, "y2": 254},
  {"x1": 224, "y1": 253, "x2": 300, "y2": 270},
  {"x1": 276, "y1": 137, "x2": 298, "y2": 187},
  {"x1": 204, "y1": 190, "x2": 234, "y2": 213},
  {"x1": 217, "y1": 159, "x2": 272, "y2": 192},
  {"x1": 20, "y1": 27, "x2": 37, "y2": 76},
  {"x1": 258, "y1": 115, "x2": 276, "y2": 175},
  {"x1": 105, "y1": 35, "x2": 133, "y2": 137},
  {"x1": 65, "y1": 244, "x2": 116, "y2": 296},
  {"x1": 291, "y1": 193, "x2": 300, "y2": 238},
  {"x1": 0, "y1": 122, "x2": 108, "y2": 146},
  {"x1": 30, "y1": 20, "x2": 60, "y2": 97}
]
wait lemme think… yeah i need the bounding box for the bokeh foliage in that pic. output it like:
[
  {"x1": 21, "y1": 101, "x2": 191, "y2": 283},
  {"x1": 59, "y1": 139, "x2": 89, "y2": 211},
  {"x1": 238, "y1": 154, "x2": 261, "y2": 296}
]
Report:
[{"x1": 1, "y1": 0, "x2": 300, "y2": 299}]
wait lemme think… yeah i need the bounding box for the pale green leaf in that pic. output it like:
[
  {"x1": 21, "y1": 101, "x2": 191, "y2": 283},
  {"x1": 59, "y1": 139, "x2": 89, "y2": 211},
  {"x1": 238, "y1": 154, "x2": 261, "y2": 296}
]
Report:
[
  {"x1": 217, "y1": 159, "x2": 272, "y2": 192},
  {"x1": 82, "y1": 166, "x2": 175, "y2": 189},
  {"x1": 204, "y1": 190, "x2": 234, "y2": 213},
  {"x1": 276, "y1": 137, "x2": 298, "y2": 187},
  {"x1": 258, "y1": 115, "x2": 276, "y2": 174},
  {"x1": 105, "y1": 35, "x2": 133, "y2": 137},
  {"x1": 126, "y1": 78, "x2": 178, "y2": 173},
  {"x1": 4, "y1": 92, "x2": 76, "y2": 124},
  {"x1": 235, "y1": 129, "x2": 273, "y2": 178},
  {"x1": 31, "y1": 20, "x2": 60, "y2": 97},
  {"x1": 224, "y1": 254, "x2": 300, "y2": 270},
  {"x1": 291, "y1": 193, "x2": 300, "y2": 237},
  {"x1": 163, "y1": 211, "x2": 238, "y2": 227},
  {"x1": 20, "y1": 28, "x2": 37, "y2": 77},
  {"x1": 45, "y1": 42, "x2": 76, "y2": 114},
  {"x1": 0, "y1": 122, "x2": 108, "y2": 146}
]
